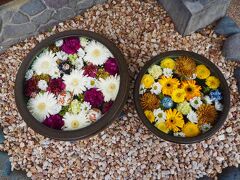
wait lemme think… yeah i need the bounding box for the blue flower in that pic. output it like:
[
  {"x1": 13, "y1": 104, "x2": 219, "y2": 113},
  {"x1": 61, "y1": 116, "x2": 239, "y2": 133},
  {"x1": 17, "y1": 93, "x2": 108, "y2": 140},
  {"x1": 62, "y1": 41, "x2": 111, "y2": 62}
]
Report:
[
  {"x1": 161, "y1": 97, "x2": 174, "y2": 109},
  {"x1": 209, "y1": 89, "x2": 222, "y2": 102}
]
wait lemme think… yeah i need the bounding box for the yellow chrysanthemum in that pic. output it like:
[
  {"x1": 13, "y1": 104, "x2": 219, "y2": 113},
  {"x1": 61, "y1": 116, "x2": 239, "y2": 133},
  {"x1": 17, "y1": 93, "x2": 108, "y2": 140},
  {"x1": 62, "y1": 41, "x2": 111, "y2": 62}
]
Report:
[
  {"x1": 165, "y1": 109, "x2": 185, "y2": 132},
  {"x1": 196, "y1": 65, "x2": 210, "y2": 79},
  {"x1": 182, "y1": 122, "x2": 200, "y2": 137},
  {"x1": 144, "y1": 110, "x2": 155, "y2": 123},
  {"x1": 171, "y1": 88, "x2": 186, "y2": 103},
  {"x1": 206, "y1": 76, "x2": 220, "y2": 89},
  {"x1": 141, "y1": 74, "x2": 154, "y2": 88},
  {"x1": 159, "y1": 77, "x2": 180, "y2": 96},
  {"x1": 155, "y1": 121, "x2": 170, "y2": 134},
  {"x1": 175, "y1": 56, "x2": 196, "y2": 77},
  {"x1": 160, "y1": 57, "x2": 176, "y2": 70},
  {"x1": 181, "y1": 80, "x2": 201, "y2": 100}
]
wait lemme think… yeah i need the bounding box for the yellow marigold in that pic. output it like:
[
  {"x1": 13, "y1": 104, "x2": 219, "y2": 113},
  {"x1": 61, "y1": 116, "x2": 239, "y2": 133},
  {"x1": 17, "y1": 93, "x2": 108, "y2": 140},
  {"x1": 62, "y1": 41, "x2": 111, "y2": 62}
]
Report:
[
  {"x1": 206, "y1": 76, "x2": 220, "y2": 89},
  {"x1": 197, "y1": 104, "x2": 217, "y2": 125},
  {"x1": 144, "y1": 110, "x2": 155, "y2": 123},
  {"x1": 165, "y1": 109, "x2": 185, "y2": 132},
  {"x1": 160, "y1": 57, "x2": 176, "y2": 70},
  {"x1": 141, "y1": 74, "x2": 154, "y2": 88},
  {"x1": 171, "y1": 88, "x2": 186, "y2": 103},
  {"x1": 181, "y1": 80, "x2": 201, "y2": 100},
  {"x1": 182, "y1": 122, "x2": 200, "y2": 137},
  {"x1": 196, "y1": 65, "x2": 210, "y2": 79},
  {"x1": 175, "y1": 56, "x2": 196, "y2": 77},
  {"x1": 140, "y1": 93, "x2": 160, "y2": 110},
  {"x1": 159, "y1": 76, "x2": 180, "y2": 96},
  {"x1": 155, "y1": 121, "x2": 170, "y2": 134}
]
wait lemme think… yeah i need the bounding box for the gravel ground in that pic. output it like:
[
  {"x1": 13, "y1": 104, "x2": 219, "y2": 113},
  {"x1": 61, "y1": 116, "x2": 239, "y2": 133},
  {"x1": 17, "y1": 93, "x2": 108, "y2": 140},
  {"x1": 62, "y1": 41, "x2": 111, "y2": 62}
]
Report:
[
  {"x1": 0, "y1": 0, "x2": 240, "y2": 179},
  {"x1": 228, "y1": 0, "x2": 240, "y2": 26}
]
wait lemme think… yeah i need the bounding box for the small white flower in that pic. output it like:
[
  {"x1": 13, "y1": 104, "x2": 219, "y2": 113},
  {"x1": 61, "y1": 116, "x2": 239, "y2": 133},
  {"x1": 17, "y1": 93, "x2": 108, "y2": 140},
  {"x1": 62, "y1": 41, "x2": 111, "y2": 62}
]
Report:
[
  {"x1": 80, "y1": 37, "x2": 89, "y2": 47},
  {"x1": 51, "y1": 70, "x2": 61, "y2": 79},
  {"x1": 190, "y1": 97, "x2": 203, "y2": 109},
  {"x1": 77, "y1": 48, "x2": 85, "y2": 58},
  {"x1": 188, "y1": 73, "x2": 197, "y2": 80},
  {"x1": 139, "y1": 84, "x2": 146, "y2": 95},
  {"x1": 75, "y1": 57, "x2": 84, "y2": 70},
  {"x1": 85, "y1": 77, "x2": 98, "y2": 89},
  {"x1": 187, "y1": 110, "x2": 198, "y2": 123},
  {"x1": 37, "y1": 80, "x2": 48, "y2": 91},
  {"x1": 201, "y1": 123, "x2": 212, "y2": 133},
  {"x1": 163, "y1": 68, "x2": 173, "y2": 78},
  {"x1": 173, "y1": 132, "x2": 185, "y2": 137},
  {"x1": 25, "y1": 69, "x2": 34, "y2": 80},
  {"x1": 153, "y1": 108, "x2": 166, "y2": 122},
  {"x1": 80, "y1": 102, "x2": 91, "y2": 113},
  {"x1": 56, "y1": 51, "x2": 68, "y2": 61},
  {"x1": 55, "y1": 39, "x2": 63, "y2": 47},
  {"x1": 203, "y1": 95, "x2": 213, "y2": 104},
  {"x1": 150, "y1": 82, "x2": 162, "y2": 95},
  {"x1": 215, "y1": 101, "x2": 223, "y2": 111}
]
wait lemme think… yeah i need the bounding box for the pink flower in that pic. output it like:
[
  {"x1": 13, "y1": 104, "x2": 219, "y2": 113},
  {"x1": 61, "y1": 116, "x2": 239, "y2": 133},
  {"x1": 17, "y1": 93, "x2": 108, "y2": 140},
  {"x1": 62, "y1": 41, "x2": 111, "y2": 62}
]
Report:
[
  {"x1": 104, "y1": 58, "x2": 119, "y2": 75},
  {"x1": 84, "y1": 88, "x2": 104, "y2": 108},
  {"x1": 25, "y1": 77, "x2": 38, "y2": 97},
  {"x1": 47, "y1": 78, "x2": 66, "y2": 95},
  {"x1": 61, "y1": 37, "x2": 80, "y2": 54},
  {"x1": 83, "y1": 63, "x2": 98, "y2": 77},
  {"x1": 43, "y1": 114, "x2": 64, "y2": 130}
]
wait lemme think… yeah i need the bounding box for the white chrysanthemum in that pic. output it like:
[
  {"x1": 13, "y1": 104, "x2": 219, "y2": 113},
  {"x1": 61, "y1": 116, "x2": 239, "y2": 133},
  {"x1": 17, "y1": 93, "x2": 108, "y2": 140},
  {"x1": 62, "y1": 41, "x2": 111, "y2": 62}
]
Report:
[
  {"x1": 75, "y1": 57, "x2": 84, "y2": 70},
  {"x1": 153, "y1": 108, "x2": 166, "y2": 122},
  {"x1": 201, "y1": 123, "x2": 212, "y2": 133},
  {"x1": 27, "y1": 92, "x2": 61, "y2": 122},
  {"x1": 80, "y1": 102, "x2": 91, "y2": 113},
  {"x1": 190, "y1": 97, "x2": 203, "y2": 109},
  {"x1": 139, "y1": 84, "x2": 146, "y2": 95},
  {"x1": 163, "y1": 68, "x2": 173, "y2": 78},
  {"x1": 37, "y1": 80, "x2": 48, "y2": 91},
  {"x1": 215, "y1": 101, "x2": 223, "y2": 111},
  {"x1": 25, "y1": 69, "x2": 33, "y2": 80},
  {"x1": 55, "y1": 39, "x2": 63, "y2": 47},
  {"x1": 56, "y1": 51, "x2": 68, "y2": 61},
  {"x1": 77, "y1": 48, "x2": 85, "y2": 58},
  {"x1": 85, "y1": 77, "x2": 98, "y2": 89},
  {"x1": 187, "y1": 110, "x2": 198, "y2": 123},
  {"x1": 173, "y1": 132, "x2": 186, "y2": 137},
  {"x1": 63, "y1": 112, "x2": 91, "y2": 131},
  {"x1": 150, "y1": 82, "x2": 162, "y2": 95},
  {"x1": 84, "y1": 41, "x2": 111, "y2": 65},
  {"x1": 203, "y1": 95, "x2": 213, "y2": 104},
  {"x1": 97, "y1": 75, "x2": 120, "y2": 102},
  {"x1": 80, "y1": 37, "x2": 89, "y2": 47},
  {"x1": 32, "y1": 51, "x2": 59, "y2": 77}
]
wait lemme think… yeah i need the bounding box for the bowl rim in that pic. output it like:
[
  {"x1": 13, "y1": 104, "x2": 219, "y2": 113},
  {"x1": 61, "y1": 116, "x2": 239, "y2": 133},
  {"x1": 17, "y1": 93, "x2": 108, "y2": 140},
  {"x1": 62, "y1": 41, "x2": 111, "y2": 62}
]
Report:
[
  {"x1": 15, "y1": 30, "x2": 130, "y2": 141},
  {"x1": 133, "y1": 50, "x2": 230, "y2": 144}
]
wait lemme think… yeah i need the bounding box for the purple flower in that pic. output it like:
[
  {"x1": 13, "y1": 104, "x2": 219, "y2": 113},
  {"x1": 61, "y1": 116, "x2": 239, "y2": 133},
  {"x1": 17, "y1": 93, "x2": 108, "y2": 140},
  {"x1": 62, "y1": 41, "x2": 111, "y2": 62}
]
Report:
[
  {"x1": 43, "y1": 114, "x2": 64, "y2": 130},
  {"x1": 102, "y1": 101, "x2": 113, "y2": 113},
  {"x1": 84, "y1": 88, "x2": 104, "y2": 108},
  {"x1": 47, "y1": 78, "x2": 66, "y2": 95},
  {"x1": 61, "y1": 37, "x2": 80, "y2": 54},
  {"x1": 83, "y1": 63, "x2": 98, "y2": 77},
  {"x1": 25, "y1": 77, "x2": 38, "y2": 97},
  {"x1": 104, "y1": 58, "x2": 119, "y2": 75}
]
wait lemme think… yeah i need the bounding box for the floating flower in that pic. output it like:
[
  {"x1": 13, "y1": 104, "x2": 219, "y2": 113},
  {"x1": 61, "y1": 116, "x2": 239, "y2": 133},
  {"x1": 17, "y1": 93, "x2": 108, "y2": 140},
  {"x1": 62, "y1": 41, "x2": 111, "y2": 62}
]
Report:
[
  {"x1": 160, "y1": 57, "x2": 175, "y2": 70},
  {"x1": 175, "y1": 56, "x2": 196, "y2": 77},
  {"x1": 27, "y1": 92, "x2": 61, "y2": 122},
  {"x1": 141, "y1": 74, "x2": 154, "y2": 88},
  {"x1": 25, "y1": 69, "x2": 34, "y2": 80},
  {"x1": 32, "y1": 51, "x2": 59, "y2": 77},
  {"x1": 150, "y1": 82, "x2": 162, "y2": 95},
  {"x1": 203, "y1": 95, "x2": 213, "y2": 104},
  {"x1": 102, "y1": 101, "x2": 113, "y2": 113},
  {"x1": 159, "y1": 76, "x2": 180, "y2": 96},
  {"x1": 144, "y1": 110, "x2": 155, "y2": 123},
  {"x1": 209, "y1": 89, "x2": 222, "y2": 101},
  {"x1": 84, "y1": 88, "x2": 104, "y2": 108},
  {"x1": 189, "y1": 97, "x2": 203, "y2": 109},
  {"x1": 201, "y1": 123, "x2": 212, "y2": 133},
  {"x1": 165, "y1": 109, "x2": 184, "y2": 132},
  {"x1": 182, "y1": 122, "x2": 200, "y2": 137},
  {"x1": 25, "y1": 77, "x2": 39, "y2": 97},
  {"x1": 85, "y1": 77, "x2": 98, "y2": 89},
  {"x1": 161, "y1": 97, "x2": 174, "y2": 109},
  {"x1": 83, "y1": 63, "x2": 98, "y2": 77},
  {"x1": 43, "y1": 114, "x2": 64, "y2": 130},
  {"x1": 181, "y1": 80, "x2": 201, "y2": 100},
  {"x1": 153, "y1": 108, "x2": 166, "y2": 122},
  {"x1": 61, "y1": 37, "x2": 80, "y2": 54},
  {"x1": 104, "y1": 58, "x2": 119, "y2": 75},
  {"x1": 177, "y1": 101, "x2": 192, "y2": 115},
  {"x1": 155, "y1": 121, "x2": 169, "y2": 133},
  {"x1": 69, "y1": 99, "x2": 81, "y2": 114},
  {"x1": 80, "y1": 102, "x2": 92, "y2": 113},
  {"x1": 84, "y1": 41, "x2": 111, "y2": 65},
  {"x1": 140, "y1": 93, "x2": 160, "y2": 110},
  {"x1": 206, "y1": 76, "x2": 220, "y2": 89},
  {"x1": 139, "y1": 84, "x2": 146, "y2": 95},
  {"x1": 196, "y1": 65, "x2": 210, "y2": 79},
  {"x1": 97, "y1": 75, "x2": 120, "y2": 102},
  {"x1": 77, "y1": 48, "x2": 85, "y2": 58},
  {"x1": 171, "y1": 88, "x2": 186, "y2": 103},
  {"x1": 63, "y1": 112, "x2": 91, "y2": 131},
  {"x1": 59, "y1": 61, "x2": 73, "y2": 75},
  {"x1": 162, "y1": 68, "x2": 173, "y2": 78},
  {"x1": 80, "y1": 37, "x2": 89, "y2": 47},
  {"x1": 47, "y1": 78, "x2": 66, "y2": 95},
  {"x1": 148, "y1": 65, "x2": 162, "y2": 79},
  {"x1": 57, "y1": 91, "x2": 73, "y2": 106},
  {"x1": 68, "y1": 54, "x2": 78, "y2": 65},
  {"x1": 87, "y1": 108, "x2": 102, "y2": 122},
  {"x1": 96, "y1": 69, "x2": 110, "y2": 79},
  {"x1": 186, "y1": 110, "x2": 198, "y2": 124},
  {"x1": 56, "y1": 51, "x2": 68, "y2": 61},
  {"x1": 75, "y1": 57, "x2": 84, "y2": 70},
  {"x1": 63, "y1": 70, "x2": 87, "y2": 95},
  {"x1": 55, "y1": 39, "x2": 63, "y2": 47},
  {"x1": 215, "y1": 101, "x2": 223, "y2": 111},
  {"x1": 173, "y1": 132, "x2": 185, "y2": 137},
  {"x1": 37, "y1": 80, "x2": 48, "y2": 91},
  {"x1": 197, "y1": 104, "x2": 217, "y2": 125}
]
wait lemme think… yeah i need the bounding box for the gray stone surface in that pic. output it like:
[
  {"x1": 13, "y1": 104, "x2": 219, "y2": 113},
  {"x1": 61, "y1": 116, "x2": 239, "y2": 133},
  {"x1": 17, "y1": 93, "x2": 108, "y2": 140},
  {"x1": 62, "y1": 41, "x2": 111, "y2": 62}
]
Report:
[
  {"x1": 53, "y1": 7, "x2": 75, "y2": 21},
  {"x1": 32, "y1": 9, "x2": 53, "y2": 25},
  {"x1": 77, "y1": 0, "x2": 95, "y2": 10},
  {"x1": 158, "y1": 0, "x2": 231, "y2": 36},
  {"x1": 20, "y1": 0, "x2": 46, "y2": 16},
  {"x1": 11, "y1": 11, "x2": 29, "y2": 24},
  {"x1": 214, "y1": 16, "x2": 240, "y2": 37},
  {"x1": 43, "y1": 0, "x2": 69, "y2": 9},
  {"x1": 223, "y1": 33, "x2": 240, "y2": 61}
]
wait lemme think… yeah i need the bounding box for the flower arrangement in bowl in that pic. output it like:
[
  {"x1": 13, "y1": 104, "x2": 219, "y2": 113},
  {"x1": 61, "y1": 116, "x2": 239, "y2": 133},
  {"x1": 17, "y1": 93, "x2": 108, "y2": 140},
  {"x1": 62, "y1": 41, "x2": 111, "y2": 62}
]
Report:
[
  {"x1": 15, "y1": 30, "x2": 129, "y2": 140},
  {"x1": 134, "y1": 51, "x2": 230, "y2": 144}
]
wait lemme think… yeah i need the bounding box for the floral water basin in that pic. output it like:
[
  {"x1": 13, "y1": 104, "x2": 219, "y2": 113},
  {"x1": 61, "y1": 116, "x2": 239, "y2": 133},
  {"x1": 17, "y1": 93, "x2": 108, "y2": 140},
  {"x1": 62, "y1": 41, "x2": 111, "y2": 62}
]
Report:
[
  {"x1": 15, "y1": 30, "x2": 129, "y2": 140},
  {"x1": 134, "y1": 51, "x2": 230, "y2": 144}
]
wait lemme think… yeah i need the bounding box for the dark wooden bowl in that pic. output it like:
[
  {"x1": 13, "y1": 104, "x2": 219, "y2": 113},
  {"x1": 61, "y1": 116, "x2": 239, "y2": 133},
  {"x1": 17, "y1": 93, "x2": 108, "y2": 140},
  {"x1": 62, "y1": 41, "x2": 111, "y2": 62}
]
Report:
[
  {"x1": 134, "y1": 50, "x2": 230, "y2": 144},
  {"x1": 15, "y1": 30, "x2": 129, "y2": 141}
]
